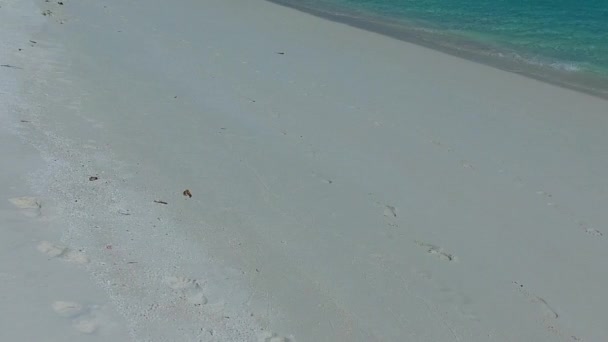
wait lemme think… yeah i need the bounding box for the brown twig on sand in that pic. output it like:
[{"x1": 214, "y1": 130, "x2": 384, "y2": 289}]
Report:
[{"x1": 154, "y1": 200, "x2": 168, "y2": 205}]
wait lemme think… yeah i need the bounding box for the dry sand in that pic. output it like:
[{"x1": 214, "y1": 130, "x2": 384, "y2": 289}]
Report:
[{"x1": 1, "y1": 0, "x2": 608, "y2": 341}]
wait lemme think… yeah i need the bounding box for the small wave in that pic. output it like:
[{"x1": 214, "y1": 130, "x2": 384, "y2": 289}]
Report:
[
  {"x1": 500, "y1": 52, "x2": 583, "y2": 73},
  {"x1": 527, "y1": 58, "x2": 582, "y2": 72},
  {"x1": 549, "y1": 62, "x2": 581, "y2": 72}
]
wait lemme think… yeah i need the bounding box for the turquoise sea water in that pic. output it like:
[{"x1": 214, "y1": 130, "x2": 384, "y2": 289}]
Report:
[{"x1": 271, "y1": 0, "x2": 608, "y2": 96}]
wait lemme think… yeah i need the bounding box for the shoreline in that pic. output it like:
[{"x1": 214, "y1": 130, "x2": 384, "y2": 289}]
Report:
[
  {"x1": 267, "y1": 0, "x2": 608, "y2": 100},
  {"x1": 3, "y1": 0, "x2": 608, "y2": 340}
]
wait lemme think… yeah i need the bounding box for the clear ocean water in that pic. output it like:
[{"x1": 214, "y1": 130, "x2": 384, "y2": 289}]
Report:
[{"x1": 271, "y1": 0, "x2": 608, "y2": 95}]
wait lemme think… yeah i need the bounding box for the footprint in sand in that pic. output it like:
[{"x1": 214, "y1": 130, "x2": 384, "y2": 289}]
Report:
[
  {"x1": 51, "y1": 301, "x2": 102, "y2": 334},
  {"x1": 383, "y1": 205, "x2": 397, "y2": 218},
  {"x1": 72, "y1": 319, "x2": 99, "y2": 334},
  {"x1": 510, "y1": 281, "x2": 580, "y2": 339},
  {"x1": 37, "y1": 241, "x2": 89, "y2": 264},
  {"x1": 367, "y1": 196, "x2": 399, "y2": 227},
  {"x1": 536, "y1": 190, "x2": 557, "y2": 207},
  {"x1": 8, "y1": 196, "x2": 42, "y2": 217},
  {"x1": 579, "y1": 222, "x2": 603, "y2": 237},
  {"x1": 165, "y1": 276, "x2": 208, "y2": 305},
  {"x1": 415, "y1": 241, "x2": 457, "y2": 262},
  {"x1": 584, "y1": 228, "x2": 603, "y2": 237},
  {"x1": 258, "y1": 331, "x2": 294, "y2": 342},
  {"x1": 52, "y1": 301, "x2": 84, "y2": 318},
  {"x1": 382, "y1": 205, "x2": 399, "y2": 227},
  {"x1": 513, "y1": 281, "x2": 559, "y2": 320},
  {"x1": 460, "y1": 160, "x2": 474, "y2": 169},
  {"x1": 536, "y1": 190, "x2": 604, "y2": 238}
]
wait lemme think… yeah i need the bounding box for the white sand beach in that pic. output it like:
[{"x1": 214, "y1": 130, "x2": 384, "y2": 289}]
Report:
[{"x1": 1, "y1": 0, "x2": 607, "y2": 341}]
